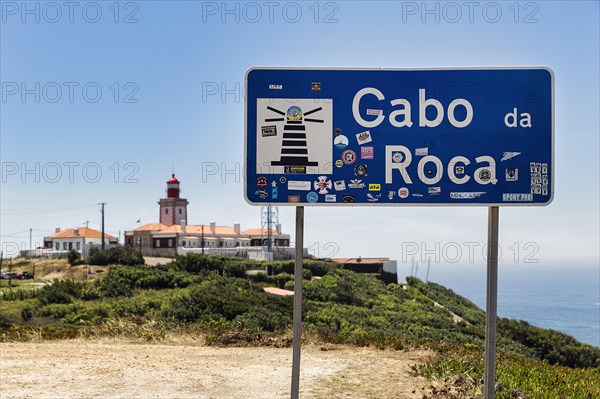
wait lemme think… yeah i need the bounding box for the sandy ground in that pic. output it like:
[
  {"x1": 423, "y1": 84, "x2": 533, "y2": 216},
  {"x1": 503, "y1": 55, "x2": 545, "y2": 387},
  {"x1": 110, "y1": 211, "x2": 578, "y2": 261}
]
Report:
[{"x1": 0, "y1": 340, "x2": 433, "y2": 399}]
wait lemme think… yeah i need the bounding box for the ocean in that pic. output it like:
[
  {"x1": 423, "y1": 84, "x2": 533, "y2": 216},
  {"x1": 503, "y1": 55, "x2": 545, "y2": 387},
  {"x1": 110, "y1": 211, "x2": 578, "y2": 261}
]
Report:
[{"x1": 400, "y1": 263, "x2": 600, "y2": 348}]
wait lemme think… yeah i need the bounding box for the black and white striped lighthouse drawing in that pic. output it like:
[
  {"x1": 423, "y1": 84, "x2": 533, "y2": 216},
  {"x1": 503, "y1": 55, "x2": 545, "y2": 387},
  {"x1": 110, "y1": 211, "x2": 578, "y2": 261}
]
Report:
[{"x1": 264, "y1": 105, "x2": 324, "y2": 167}]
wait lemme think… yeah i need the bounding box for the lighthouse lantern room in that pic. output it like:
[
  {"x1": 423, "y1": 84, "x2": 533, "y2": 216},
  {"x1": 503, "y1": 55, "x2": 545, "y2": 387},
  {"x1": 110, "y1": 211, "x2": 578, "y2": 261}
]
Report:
[{"x1": 159, "y1": 174, "x2": 189, "y2": 227}]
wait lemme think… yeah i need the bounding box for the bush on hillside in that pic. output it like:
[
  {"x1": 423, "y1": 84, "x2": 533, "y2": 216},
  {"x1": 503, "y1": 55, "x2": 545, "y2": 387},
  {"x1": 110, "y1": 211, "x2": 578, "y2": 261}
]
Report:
[
  {"x1": 67, "y1": 249, "x2": 83, "y2": 266},
  {"x1": 88, "y1": 245, "x2": 144, "y2": 266},
  {"x1": 37, "y1": 279, "x2": 86, "y2": 305}
]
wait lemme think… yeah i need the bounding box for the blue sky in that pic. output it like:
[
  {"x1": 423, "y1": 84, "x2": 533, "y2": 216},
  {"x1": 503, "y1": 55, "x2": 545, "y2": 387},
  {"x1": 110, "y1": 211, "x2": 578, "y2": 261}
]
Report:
[{"x1": 1, "y1": 1, "x2": 599, "y2": 273}]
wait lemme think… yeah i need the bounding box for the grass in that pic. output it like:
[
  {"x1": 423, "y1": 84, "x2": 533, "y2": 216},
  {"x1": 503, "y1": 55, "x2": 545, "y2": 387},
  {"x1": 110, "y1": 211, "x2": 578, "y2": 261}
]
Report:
[{"x1": 411, "y1": 346, "x2": 600, "y2": 399}]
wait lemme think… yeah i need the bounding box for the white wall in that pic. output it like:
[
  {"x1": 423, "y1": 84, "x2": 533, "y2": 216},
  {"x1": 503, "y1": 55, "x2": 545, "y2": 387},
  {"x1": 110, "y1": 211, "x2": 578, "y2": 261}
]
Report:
[{"x1": 52, "y1": 237, "x2": 112, "y2": 253}]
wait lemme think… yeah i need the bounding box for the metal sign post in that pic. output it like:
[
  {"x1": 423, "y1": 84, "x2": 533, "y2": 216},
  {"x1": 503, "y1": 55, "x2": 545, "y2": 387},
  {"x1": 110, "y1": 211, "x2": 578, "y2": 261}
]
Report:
[
  {"x1": 484, "y1": 206, "x2": 500, "y2": 399},
  {"x1": 290, "y1": 206, "x2": 304, "y2": 399}
]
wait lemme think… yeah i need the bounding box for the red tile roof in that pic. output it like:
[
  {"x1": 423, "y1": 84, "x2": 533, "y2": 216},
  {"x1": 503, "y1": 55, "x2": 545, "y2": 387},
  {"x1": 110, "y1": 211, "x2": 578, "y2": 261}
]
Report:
[
  {"x1": 160, "y1": 224, "x2": 238, "y2": 235},
  {"x1": 134, "y1": 223, "x2": 168, "y2": 232},
  {"x1": 50, "y1": 227, "x2": 116, "y2": 239}
]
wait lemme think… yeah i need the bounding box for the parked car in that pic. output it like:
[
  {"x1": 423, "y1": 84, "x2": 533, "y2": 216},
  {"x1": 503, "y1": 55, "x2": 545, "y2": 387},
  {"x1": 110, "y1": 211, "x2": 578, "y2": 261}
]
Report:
[
  {"x1": 0, "y1": 271, "x2": 17, "y2": 280},
  {"x1": 19, "y1": 272, "x2": 34, "y2": 280}
]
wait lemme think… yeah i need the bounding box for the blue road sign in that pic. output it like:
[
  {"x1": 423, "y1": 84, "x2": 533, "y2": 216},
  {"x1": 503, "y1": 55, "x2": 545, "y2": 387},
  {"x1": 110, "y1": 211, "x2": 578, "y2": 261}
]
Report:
[{"x1": 244, "y1": 67, "x2": 554, "y2": 206}]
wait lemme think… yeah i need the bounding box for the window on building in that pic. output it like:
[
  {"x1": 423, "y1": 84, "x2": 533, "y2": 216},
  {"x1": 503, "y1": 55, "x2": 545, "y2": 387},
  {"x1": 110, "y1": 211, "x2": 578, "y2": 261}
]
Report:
[
  {"x1": 55, "y1": 243, "x2": 59, "y2": 250},
  {"x1": 63, "y1": 242, "x2": 67, "y2": 250},
  {"x1": 168, "y1": 239, "x2": 173, "y2": 247},
  {"x1": 178, "y1": 208, "x2": 182, "y2": 214},
  {"x1": 182, "y1": 241, "x2": 186, "y2": 246},
  {"x1": 76, "y1": 242, "x2": 80, "y2": 250},
  {"x1": 165, "y1": 208, "x2": 168, "y2": 214},
  {"x1": 156, "y1": 240, "x2": 160, "y2": 247}
]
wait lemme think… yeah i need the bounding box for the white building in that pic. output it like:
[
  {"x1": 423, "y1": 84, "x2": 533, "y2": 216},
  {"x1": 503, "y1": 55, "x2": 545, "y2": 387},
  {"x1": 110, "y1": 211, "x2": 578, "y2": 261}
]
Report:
[{"x1": 43, "y1": 227, "x2": 117, "y2": 256}]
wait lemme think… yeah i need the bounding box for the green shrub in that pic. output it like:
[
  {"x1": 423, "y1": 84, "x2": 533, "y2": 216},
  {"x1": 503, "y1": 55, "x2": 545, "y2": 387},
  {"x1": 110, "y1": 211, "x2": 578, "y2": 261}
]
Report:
[
  {"x1": 0, "y1": 312, "x2": 11, "y2": 328},
  {"x1": 61, "y1": 306, "x2": 109, "y2": 324},
  {"x1": 95, "y1": 265, "x2": 198, "y2": 296},
  {"x1": 37, "y1": 280, "x2": 86, "y2": 305},
  {"x1": 80, "y1": 284, "x2": 101, "y2": 300},
  {"x1": 67, "y1": 249, "x2": 83, "y2": 266},
  {"x1": 406, "y1": 277, "x2": 485, "y2": 326},
  {"x1": 172, "y1": 253, "x2": 224, "y2": 275},
  {"x1": 21, "y1": 306, "x2": 33, "y2": 321},
  {"x1": 88, "y1": 245, "x2": 144, "y2": 266},
  {"x1": 248, "y1": 271, "x2": 268, "y2": 283},
  {"x1": 0, "y1": 288, "x2": 39, "y2": 301},
  {"x1": 498, "y1": 319, "x2": 600, "y2": 369},
  {"x1": 275, "y1": 273, "x2": 293, "y2": 289},
  {"x1": 39, "y1": 303, "x2": 84, "y2": 319},
  {"x1": 87, "y1": 246, "x2": 107, "y2": 265},
  {"x1": 163, "y1": 277, "x2": 292, "y2": 331},
  {"x1": 38, "y1": 303, "x2": 109, "y2": 324},
  {"x1": 163, "y1": 278, "x2": 255, "y2": 322},
  {"x1": 100, "y1": 280, "x2": 132, "y2": 298},
  {"x1": 223, "y1": 262, "x2": 246, "y2": 278},
  {"x1": 233, "y1": 302, "x2": 292, "y2": 332},
  {"x1": 304, "y1": 269, "x2": 384, "y2": 306},
  {"x1": 268, "y1": 260, "x2": 335, "y2": 277}
]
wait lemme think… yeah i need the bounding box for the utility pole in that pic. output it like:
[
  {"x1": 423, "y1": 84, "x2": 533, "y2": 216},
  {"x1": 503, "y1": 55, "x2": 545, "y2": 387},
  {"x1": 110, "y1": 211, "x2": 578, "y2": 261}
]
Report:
[
  {"x1": 201, "y1": 225, "x2": 205, "y2": 255},
  {"x1": 8, "y1": 258, "x2": 13, "y2": 288},
  {"x1": 99, "y1": 203, "x2": 106, "y2": 250},
  {"x1": 29, "y1": 228, "x2": 32, "y2": 250}
]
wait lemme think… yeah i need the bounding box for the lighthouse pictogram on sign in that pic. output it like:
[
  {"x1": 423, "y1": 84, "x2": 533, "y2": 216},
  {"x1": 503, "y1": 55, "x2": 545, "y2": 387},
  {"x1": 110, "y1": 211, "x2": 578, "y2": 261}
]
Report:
[
  {"x1": 255, "y1": 98, "x2": 333, "y2": 175},
  {"x1": 267, "y1": 105, "x2": 323, "y2": 167}
]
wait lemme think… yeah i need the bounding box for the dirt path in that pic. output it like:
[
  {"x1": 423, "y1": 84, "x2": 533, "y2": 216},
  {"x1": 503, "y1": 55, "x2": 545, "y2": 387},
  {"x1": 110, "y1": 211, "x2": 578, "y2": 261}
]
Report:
[{"x1": 0, "y1": 340, "x2": 433, "y2": 399}]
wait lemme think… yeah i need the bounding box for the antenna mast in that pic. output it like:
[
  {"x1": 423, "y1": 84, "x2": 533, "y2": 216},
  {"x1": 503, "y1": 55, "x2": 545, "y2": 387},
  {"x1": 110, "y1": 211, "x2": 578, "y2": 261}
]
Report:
[{"x1": 261, "y1": 206, "x2": 279, "y2": 261}]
